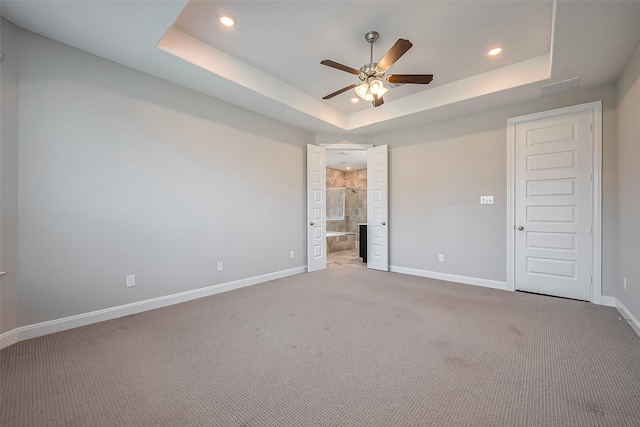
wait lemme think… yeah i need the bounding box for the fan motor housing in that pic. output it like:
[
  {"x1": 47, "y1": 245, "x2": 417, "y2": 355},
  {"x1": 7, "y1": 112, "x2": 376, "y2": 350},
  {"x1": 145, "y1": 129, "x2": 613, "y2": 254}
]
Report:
[{"x1": 359, "y1": 63, "x2": 385, "y2": 81}]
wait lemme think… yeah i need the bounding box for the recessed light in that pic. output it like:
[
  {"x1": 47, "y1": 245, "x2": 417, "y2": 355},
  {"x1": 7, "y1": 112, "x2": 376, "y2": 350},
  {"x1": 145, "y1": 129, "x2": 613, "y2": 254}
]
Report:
[
  {"x1": 488, "y1": 47, "x2": 502, "y2": 56},
  {"x1": 350, "y1": 97, "x2": 359, "y2": 103},
  {"x1": 219, "y1": 15, "x2": 235, "y2": 28},
  {"x1": 346, "y1": 166, "x2": 351, "y2": 170}
]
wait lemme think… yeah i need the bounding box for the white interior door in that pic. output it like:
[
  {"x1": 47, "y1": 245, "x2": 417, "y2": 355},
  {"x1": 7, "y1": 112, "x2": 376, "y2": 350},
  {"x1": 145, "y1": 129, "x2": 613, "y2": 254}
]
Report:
[
  {"x1": 514, "y1": 110, "x2": 593, "y2": 300},
  {"x1": 367, "y1": 145, "x2": 389, "y2": 271},
  {"x1": 307, "y1": 144, "x2": 326, "y2": 272}
]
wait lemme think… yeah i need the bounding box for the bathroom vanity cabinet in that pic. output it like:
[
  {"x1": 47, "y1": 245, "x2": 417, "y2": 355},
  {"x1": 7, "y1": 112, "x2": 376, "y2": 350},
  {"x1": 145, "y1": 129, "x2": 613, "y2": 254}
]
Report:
[{"x1": 359, "y1": 224, "x2": 367, "y2": 262}]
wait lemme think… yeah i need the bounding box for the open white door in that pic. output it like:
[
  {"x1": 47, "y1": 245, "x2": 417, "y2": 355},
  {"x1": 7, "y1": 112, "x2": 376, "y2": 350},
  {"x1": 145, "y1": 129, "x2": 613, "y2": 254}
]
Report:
[
  {"x1": 307, "y1": 144, "x2": 326, "y2": 272},
  {"x1": 367, "y1": 145, "x2": 389, "y2": 271}
]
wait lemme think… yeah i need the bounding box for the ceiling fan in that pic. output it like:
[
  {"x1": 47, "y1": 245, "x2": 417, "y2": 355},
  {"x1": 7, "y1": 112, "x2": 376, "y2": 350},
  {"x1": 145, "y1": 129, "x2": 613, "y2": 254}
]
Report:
[{"x1": 321, "y1": 31, "x2": 434, "y2": 107}]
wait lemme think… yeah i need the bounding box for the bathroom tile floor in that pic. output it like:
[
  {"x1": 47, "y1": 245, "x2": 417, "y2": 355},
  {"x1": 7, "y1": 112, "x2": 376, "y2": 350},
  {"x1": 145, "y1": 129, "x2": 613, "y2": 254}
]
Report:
[{"x1": 327, "y1": 249, "x2": 366, "y2": 269}]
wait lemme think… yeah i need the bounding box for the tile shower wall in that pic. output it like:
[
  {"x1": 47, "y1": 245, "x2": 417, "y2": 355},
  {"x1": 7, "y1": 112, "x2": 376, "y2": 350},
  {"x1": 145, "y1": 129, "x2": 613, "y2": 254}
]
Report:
[
  {"x1": 345, "y1": 188, "x2": 367, "y2": 234},
  {"x1": 326, "y1": 168, "x2": 345, "y2": 188},
  {"x1": 344, "y1": 169, "x2": 367, "y2": 190},
  {"x1": 344, "y1": 169, "x2": 367, "y2": 234},
  {"x1": 327, "y1": 168, "x2": 346, "y2": 232},
  {"x1": 326, "y1": 168, "x2": 367, "y2": 234}
]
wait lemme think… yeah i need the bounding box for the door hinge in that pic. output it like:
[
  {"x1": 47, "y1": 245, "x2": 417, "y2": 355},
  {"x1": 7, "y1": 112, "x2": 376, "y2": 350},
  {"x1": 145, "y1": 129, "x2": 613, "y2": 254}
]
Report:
[
  {"x1": 590, "y1": 123, "x2": 593, "y2": 132},
  {"x1": 590, "y1": 275, "x2": 593, "y2": 284},
  {"x1": 590, "y1": 225, "x2": 593, "y2": 234}
]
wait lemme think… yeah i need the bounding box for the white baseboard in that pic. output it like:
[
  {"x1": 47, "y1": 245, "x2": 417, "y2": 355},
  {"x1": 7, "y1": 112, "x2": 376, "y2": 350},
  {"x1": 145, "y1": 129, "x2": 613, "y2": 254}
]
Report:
[
  {"x1": 0, "y1": 266, "x2": 306, "y2": 350},
  {"x1": 0, "y1": 329, "x2": 18, "y2": 349},
  {"x1": 594, "y1": 296, "x2": 640, "y2": 338},
  {"x1": 388, "y1": 268, "x2": 640, "y2": 338},
  {"x1": 599, "y1": 295, "x2": 616, "y2": 307},
  {"x1": 615, "y1": 298, "x2": 640, "y2": 338},
  {"x1": 389, "y1": 266, "x2": 510, "y2": 291}
]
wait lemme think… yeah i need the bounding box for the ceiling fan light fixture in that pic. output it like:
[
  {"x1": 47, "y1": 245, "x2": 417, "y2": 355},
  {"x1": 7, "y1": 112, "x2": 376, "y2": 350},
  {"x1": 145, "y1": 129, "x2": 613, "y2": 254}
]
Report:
[
  {"x1": 321, "y1": 31, "x2": 433, "y2": 107},
  {"x1": 355, "y1": 83, "x2": 369, "y2": 98},
  {"x1": 355, "y1": 83, "x2": 374, "y2": 101},
  {"x1": 369, "y1": 78, "x2": 387, "y2": 95},
  {"x1": 369, "y1": 79, "x2": 389, "y2": 96}
]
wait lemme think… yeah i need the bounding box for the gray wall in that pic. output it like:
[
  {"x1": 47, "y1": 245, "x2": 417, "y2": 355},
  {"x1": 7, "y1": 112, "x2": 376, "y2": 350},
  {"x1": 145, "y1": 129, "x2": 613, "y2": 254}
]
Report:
[
  {"x1": 3, "y1": 23, "x2": 634, "y2": 333},
  {"x1": 0, "y1": 18, "x2": 20, "y2": 334},
  {"x1": 15, "y1": 30, "x2": 313, "y2": 327},
  {"x1": 376, "y1": 84, "x2": 619, "y2": 297},
  {"x1": 616, "y1": 41, "x2": 640, "y2": 322}
]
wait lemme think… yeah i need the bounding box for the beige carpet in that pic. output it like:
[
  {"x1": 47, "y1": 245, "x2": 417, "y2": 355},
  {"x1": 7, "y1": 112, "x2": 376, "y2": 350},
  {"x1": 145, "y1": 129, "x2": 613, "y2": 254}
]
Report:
[{"x1": 2, "y1": 268, "x2": 640, "y2": 426}]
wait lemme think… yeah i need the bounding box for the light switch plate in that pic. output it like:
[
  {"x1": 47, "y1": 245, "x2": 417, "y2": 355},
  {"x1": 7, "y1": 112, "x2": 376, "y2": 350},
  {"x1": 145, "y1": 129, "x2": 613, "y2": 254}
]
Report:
[{"x1": 480, "y1": 196, "x2": 494, "y2": 205}]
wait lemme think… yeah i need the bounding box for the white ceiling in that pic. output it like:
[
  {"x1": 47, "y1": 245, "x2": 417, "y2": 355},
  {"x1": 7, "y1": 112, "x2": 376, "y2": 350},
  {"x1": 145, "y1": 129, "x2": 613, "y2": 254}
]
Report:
[
  {"x1": 173, "y1": 1, "x2": 552, "y2": 114},
  {"x1": 2, "y1": 1, "x2": 640, "y2": 136},
  {"x1": 326, "y1": 147, "x2": 367, "y2": 171}
]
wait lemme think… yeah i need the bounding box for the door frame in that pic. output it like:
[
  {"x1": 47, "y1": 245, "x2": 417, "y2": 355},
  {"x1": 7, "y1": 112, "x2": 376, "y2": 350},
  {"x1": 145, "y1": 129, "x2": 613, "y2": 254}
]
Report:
[
  {"x1": 506, "y1": 101, "x2": 603, "y2": 303},
  {"x1": 308, "y1": 143, "x2": 387, "y2": 271}
]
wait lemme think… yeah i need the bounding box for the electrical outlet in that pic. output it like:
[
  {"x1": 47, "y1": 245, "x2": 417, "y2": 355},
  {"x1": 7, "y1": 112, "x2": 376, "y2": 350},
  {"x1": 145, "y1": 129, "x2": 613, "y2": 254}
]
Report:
[
  {"x1": 623, "y1": 277, "x2": 627, "y2": 290},
  {"x1": 290, "y1": 250, "x2": 295, "y2": 259},
  {"x1": 438, "y1": 254, "x2": 445, "y2": 262},
  {"x1": 126, "y1": 274, "x2": 136, "y2": 288},
  {"x1": 217, "y1": 261, "x2": 224, "y2": 272}
]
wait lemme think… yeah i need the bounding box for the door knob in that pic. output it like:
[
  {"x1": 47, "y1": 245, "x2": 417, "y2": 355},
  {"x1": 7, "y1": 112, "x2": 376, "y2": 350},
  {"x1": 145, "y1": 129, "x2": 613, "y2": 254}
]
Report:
[
  {"x1": 517, "y1": 226, "x2": 524, "y2": 231},
  {"x1": 382, "y1": 222, "x2": 386, "y2": 225},
  {"x1": 310, "y1": 222, "x2": 315, "y2": 226}
]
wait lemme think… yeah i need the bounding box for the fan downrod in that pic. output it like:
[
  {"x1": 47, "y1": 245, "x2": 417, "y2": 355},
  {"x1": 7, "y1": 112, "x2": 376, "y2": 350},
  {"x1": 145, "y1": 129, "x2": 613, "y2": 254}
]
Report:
[{"x1": 363, "y1": 31, "x2": 380, "y2": 75}]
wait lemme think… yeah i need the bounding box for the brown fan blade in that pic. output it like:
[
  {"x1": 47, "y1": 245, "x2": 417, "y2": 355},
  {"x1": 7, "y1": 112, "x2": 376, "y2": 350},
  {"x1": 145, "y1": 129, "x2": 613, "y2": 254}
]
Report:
[
  {"x1": 322, "y1": 83, "x2": 359, "y2": 100},
  {"x1": 377, "y1": 39, "x2": 413, "y2": 71},
  {"x1": 373, "y1": 95, "x2": 384, "y2": 107},
  {"x1": 320, "y1": 60, "x2": 361, "y2": 75},
  {"x1": 387, "y1": 74, "x2": 434, "y2": 84}
]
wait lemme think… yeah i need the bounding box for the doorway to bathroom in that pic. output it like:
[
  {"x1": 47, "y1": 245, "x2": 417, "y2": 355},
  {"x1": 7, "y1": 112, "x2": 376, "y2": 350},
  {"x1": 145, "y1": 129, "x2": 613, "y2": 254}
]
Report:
[
  {"x1": 307, "y1": 144, "x2": 388, "y2": 272},
  {"x1": 325, "y1": 164, "x2": 368, "y2": 270}
]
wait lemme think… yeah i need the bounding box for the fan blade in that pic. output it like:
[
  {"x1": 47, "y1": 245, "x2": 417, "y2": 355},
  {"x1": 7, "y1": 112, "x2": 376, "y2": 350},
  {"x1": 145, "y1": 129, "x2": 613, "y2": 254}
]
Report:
[
  {"x1": 322, "y1": 83, "x2": 359, "y2": 100},
  {"x1": 373, "y1": 95, "x2": 384, "y2": 107},
  {"x1": 387, "y1": 74, "x2": 434, "y2": 84},
  {"x1": 320, "y1": 60, "x2": 361, "y2": 75},
  {"x1": 377, "y1": 39, "x2": 413, "y2": 71}
]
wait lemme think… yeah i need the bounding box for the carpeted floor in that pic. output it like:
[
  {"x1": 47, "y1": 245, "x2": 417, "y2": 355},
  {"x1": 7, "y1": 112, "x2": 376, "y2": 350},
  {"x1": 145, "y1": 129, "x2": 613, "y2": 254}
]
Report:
[{"x1": 2, "y1": 267, "x2": 639, "y2": 426}]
